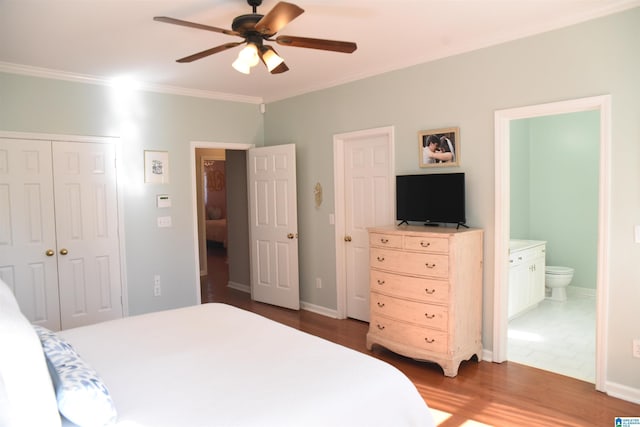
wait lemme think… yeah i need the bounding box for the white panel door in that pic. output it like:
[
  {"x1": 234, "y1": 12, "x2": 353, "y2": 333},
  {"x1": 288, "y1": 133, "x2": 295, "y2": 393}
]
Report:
[
  {"x1": 344, "y1": 134, "x2": 393, "y2": 321},
  {"x1": 0, "y1": 139, "x2": 61, "y2": 330},
  {"x1": 53, "y1": 141, "x2": 123, "y2": 329},
  {"x1": 248, "y1": 144, "x2": 299, "y2": 310}
]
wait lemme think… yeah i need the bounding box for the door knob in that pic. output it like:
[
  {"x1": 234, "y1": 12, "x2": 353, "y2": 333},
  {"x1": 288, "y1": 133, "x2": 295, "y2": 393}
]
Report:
[
  {"x1": 45, "y1": 249, "x2": 55, "y2": 257},
  {"x1": 287, "y1": 233, "x2": 295, "y2": 239},
  {"x1": 59, "y1": 248, "x2": 68, "y2": 255},
  {"x1": 344, "y1": 235, "x2": 352, "y2": 242}
]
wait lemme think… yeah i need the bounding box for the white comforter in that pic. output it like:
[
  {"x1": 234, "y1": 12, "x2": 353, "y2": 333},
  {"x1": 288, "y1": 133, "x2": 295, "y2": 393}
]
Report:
[{"x1": 59, "y1": 303, "x2": 434, "y2": 427}]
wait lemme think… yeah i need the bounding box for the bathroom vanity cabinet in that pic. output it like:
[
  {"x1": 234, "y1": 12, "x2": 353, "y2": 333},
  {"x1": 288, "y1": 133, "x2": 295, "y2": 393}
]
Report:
[
  {"x1": 366, "y1": 225, "x2": 483, "y2": 377},
  {"x1": 508, "y1": 240, "x2": 546, "y2": 319}
]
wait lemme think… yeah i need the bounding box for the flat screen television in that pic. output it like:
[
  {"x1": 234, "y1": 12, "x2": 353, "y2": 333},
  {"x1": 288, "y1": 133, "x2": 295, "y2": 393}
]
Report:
[{"x1": 396, "y1": 172, "x2": 466, "y2": 227}]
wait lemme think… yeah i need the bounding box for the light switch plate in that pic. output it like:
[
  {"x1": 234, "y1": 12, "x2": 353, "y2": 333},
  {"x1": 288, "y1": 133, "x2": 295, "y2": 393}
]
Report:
[{"x1": 157, "y1": 194, "x2": 171, "y2": 208}]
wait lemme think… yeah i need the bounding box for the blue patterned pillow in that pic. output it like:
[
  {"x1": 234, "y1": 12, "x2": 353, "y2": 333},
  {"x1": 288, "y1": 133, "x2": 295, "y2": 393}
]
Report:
[{"x1": 33, "y1": 326, "x2": 117, "y2": 427}]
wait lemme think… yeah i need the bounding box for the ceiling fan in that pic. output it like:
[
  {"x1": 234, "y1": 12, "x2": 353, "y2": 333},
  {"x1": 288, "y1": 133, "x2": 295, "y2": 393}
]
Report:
[{"x1": 154, "y1": 0, "x2": 357, "y2": 75}]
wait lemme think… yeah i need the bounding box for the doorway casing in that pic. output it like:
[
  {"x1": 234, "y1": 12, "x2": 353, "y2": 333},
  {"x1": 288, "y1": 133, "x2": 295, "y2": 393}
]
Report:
[{"x1": 493, "y1": 95, "x2": 611, "y2": 392}]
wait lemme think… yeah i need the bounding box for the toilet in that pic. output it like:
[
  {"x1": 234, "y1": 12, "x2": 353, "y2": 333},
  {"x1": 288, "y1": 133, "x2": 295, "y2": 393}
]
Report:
[{"x1": 545, "y1": 266, "x2": 574, "y2": 301}]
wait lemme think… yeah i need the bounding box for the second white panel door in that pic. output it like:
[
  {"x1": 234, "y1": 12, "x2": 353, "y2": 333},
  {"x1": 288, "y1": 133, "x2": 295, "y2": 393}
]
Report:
[{"x1": 344, "y1": 133, "x2": 394, "y2": 322}]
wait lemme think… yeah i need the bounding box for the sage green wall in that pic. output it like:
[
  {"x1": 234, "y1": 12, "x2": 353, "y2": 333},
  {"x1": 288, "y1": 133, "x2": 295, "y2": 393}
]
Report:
[
  {"x1": 265, "y1": 8, "x2": 640, "y2": 391},
  {"x1": 0, "y1": 72, "x2": 263, "y2": 316},
  {"x1": 511, "y1": 112, "x2": 600, "y2": 290},
  {"x1": 509, "y1": 120, "x2": 531, "y2": 236}
]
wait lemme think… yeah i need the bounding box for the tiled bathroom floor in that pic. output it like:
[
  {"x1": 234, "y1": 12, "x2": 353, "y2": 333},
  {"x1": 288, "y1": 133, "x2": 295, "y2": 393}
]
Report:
[{"x1": 507, "y1": 289, "x2": 596, "y2": 383}]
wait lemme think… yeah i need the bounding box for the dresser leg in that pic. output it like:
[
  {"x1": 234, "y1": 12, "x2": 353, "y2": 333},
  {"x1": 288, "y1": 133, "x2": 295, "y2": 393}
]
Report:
[{"x1": 441, "y1": 361, "x2": 460, "y2": 378}]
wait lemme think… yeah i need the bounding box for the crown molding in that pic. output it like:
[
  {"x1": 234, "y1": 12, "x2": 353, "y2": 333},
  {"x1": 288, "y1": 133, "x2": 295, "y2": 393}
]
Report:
[{"x1": 0, "y1": 61, "x2": 263, "y2": 105}]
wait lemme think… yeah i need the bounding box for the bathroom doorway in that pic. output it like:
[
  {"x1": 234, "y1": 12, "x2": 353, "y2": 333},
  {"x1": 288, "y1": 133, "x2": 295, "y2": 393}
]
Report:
[{"x1": 493, "y1": 95, "x2": 611, "y2": 392}]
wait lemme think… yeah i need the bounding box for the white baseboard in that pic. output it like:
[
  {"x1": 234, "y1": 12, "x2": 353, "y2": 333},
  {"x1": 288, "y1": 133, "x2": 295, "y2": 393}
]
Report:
[
  {"x1": 227, "y1": 281, "x2": 250, "y2": 293},
  {"x1": 606, "y1": 381, "x2": 640, "y2": 405},
  {"x1": 567, "y1": 286, "x2": 596, "y2": 297},
  {"x1": 482, "y1": 348, "x2": 494, "y2": 362},
  {"x1": 221, "y1": 285, "x2": 339, "y2": 319},
  {"x1": 300, "y1": 301, "x2": 339, "y2": 318}
]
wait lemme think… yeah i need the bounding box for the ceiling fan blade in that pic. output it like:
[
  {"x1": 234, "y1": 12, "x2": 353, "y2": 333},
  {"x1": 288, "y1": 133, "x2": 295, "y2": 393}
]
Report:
[
  {"x1": 176, "y1": 42, "x2": 243, "y2": 63},
  {"x1": 154, "y1": 16, "x2": 240, "y2": 37},
  {"x1": 275, "y1": 35, "x2": 357, "y2": 53},
  {"x1": 254, "y1": 2, "x2": 304, "y2": 35}
]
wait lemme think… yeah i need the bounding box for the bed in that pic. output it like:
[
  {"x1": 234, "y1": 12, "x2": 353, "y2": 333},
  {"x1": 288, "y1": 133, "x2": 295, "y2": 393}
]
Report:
[
  {"x1": 0, "y1": 279, "x2": 435, "y2": 427},
  {"x1": 206, "y1": 217, "x2": 227, "y2": 246}
]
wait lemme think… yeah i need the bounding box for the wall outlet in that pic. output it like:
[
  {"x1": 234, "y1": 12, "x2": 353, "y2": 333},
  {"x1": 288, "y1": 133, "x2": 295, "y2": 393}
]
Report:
[
  {"x1": 153, "y1": 275, "x2": 161, "y2": 296},
  {"x1": 315, "y1": 278, "x2": 322, "y2": 289},
  {"x1": 633, "y1": 339, "x2": 640, "y2": 358},
  {"x1": 157, "y1": 216, "x2": 172, "y2": 228}
]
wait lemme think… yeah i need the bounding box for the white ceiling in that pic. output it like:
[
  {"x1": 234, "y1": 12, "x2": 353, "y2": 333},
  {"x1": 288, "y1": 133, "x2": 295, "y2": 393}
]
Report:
[{"x1": 1, "y1": 0, "x2": 638, "y2": 103}]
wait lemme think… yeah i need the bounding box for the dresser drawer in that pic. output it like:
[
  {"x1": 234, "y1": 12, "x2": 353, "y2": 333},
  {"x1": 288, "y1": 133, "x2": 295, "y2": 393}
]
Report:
[
  {"x1": 369, "y1": 314, "x2": 448, "y2": 354},
  {"x1": 370, "y1": 248, "x2": 449, "y2": 278},
  {"x1": 369, "y1": 232, "x2": 403, "y2": 249},
  {"x1": 370, "y1": 293, "x2": 448, "y2": 331},
  {"x1": 370, "y1": 270, "x2": 449, "y2": 303},
  {"x1": 403, "y1": 235, "x2": 448, "y2": 253}
]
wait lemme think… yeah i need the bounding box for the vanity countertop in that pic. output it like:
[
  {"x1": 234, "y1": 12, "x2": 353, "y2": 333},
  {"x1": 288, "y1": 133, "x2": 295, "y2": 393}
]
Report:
[{"x1": 509, "y1": 239, "x2": 546, "y2": 253}]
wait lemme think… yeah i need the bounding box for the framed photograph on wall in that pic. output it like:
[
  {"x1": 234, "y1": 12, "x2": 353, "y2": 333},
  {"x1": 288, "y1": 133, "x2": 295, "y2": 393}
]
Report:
[
  {"x1": 419, "y1": 127, "x2": 460, "y2": 168},
  {"x1": 144, "y1": 150, "x2": 170, "y2": 184}
]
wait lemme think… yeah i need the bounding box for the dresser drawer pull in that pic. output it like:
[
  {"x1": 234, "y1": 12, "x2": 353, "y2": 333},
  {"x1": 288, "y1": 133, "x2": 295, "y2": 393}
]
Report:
[
  {"x1": 424, "y1": 337, "x2": 436, "y2": 344},
  {"x1": 377, "y1": 302, "x2": 385, "y2": 308},
  {"x1": 380, "y1": 238, "x2": 389, "y2": 244},
  {"x1": 425, "y1": 263, "x2": 436, "y2": 269},
  {"x1": 376, "y1": 256, "x2": 385, "y2": 262},
  {"x1": 424, "y1": 313, "x2": 435, "y2": 319},
  {"x1": 420, "y1": 241, "x2": 431, "y2": 247},
  {"x1": 377, "y1": 279, "x2": 385, "y2": 285},
  {"x1": 424, "y1": 288, "x2": 435, "y2": 294},
  {"x1": 376, "y1": 324, "x2": 386, "y2": 330}
]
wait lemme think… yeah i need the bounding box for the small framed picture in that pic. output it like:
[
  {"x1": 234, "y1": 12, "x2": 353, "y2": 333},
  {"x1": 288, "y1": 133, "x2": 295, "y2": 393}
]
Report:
[
  {"x1": 144, "y1": 150, "x2": 169, "y2": 184},
  {"x1": 419, "y1": 127, "x2": 460, "y2": 168}
]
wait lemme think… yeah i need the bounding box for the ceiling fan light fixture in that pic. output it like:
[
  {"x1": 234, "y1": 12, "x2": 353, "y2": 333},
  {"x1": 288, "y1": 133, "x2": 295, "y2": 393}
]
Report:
[
  {"x1": 261, "y1": 47, "x2": 284, "y2": 72},
  {"x1": 232, "y1": 57, "x2": 252, "y2": 74},
  {"x1": 232, "y1": 43, "x2": 260, "y2": 74},
  {"x1": 238, "y1": 43, "x2": 260, "y2": 67}
]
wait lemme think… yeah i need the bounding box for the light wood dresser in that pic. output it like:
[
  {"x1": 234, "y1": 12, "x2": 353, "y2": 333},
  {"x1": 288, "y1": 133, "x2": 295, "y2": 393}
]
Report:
[{"x1": 366, "y1": 225, "x2": 483, "y2": 377}]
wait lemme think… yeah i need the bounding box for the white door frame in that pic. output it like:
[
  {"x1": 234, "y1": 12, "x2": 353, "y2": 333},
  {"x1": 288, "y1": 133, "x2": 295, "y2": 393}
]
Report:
[
  {"x1": 493, "y1": 95, "x2": 611, "y2": 392},
  {"x1": 190, "y1": 141, "x2": 253, "y2": 304},
  {"x1": 0, "y1": 130, "x2": 129, "y2": 317},
  {"x1": 333, "y1": 126, "x2": 395, "y2": 320}
]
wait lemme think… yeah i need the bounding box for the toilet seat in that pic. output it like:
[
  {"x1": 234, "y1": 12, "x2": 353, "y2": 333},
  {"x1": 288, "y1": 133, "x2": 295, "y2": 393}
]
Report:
[{"x1": 545, "y1": 266, "x2": 574, "y2": 275}]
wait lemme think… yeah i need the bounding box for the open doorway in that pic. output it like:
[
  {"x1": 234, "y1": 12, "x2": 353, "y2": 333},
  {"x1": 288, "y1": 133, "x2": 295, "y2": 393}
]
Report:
[
  {"x1": 197, "y1": 149, "x2": 228, "y2": 301},
  {"x1": 493, "y1": 95, "x2": 611, "y2": 392},
  {"x1": 191, "y1": 142, "x2": 252, "y2": 305}
]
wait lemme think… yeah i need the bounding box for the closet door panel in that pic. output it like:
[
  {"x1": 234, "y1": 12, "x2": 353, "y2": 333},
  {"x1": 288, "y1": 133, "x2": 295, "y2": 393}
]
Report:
[
  {"x1": 53, "y1": 141, "x2": 122, "y2": 329},
  {"x1": 0, "y1": 139, "x2": 60, "y2": 330}
]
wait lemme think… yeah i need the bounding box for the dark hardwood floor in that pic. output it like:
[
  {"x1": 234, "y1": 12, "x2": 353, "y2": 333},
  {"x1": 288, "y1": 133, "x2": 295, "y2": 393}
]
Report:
[{"x1": 201, "y1": 245, "x2": 640, "y2": 426}]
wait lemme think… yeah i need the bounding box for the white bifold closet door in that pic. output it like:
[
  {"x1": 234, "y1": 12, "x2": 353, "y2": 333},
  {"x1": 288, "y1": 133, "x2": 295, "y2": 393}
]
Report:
[{"x1": 0, "y1": 138, "x2": 123, "y2": 331}]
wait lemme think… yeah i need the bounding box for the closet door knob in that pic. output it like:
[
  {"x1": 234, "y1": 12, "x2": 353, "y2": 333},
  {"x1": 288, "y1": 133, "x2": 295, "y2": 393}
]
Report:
[
  {"x1": 45, "y1": 249, "x2": 55, "y2": 257},
  {"x1": 59, "y1": 248, "x2": 68, "y2": 255},
  {"x1": 344, "y1": 235, "x2": 352, "y2": 242}
]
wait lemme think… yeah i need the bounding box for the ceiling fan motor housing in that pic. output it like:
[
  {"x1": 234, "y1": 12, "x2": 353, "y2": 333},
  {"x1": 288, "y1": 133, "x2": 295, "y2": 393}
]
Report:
[{"x1": 232, "y1": 14, "x2": 264, "y2": 34}]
